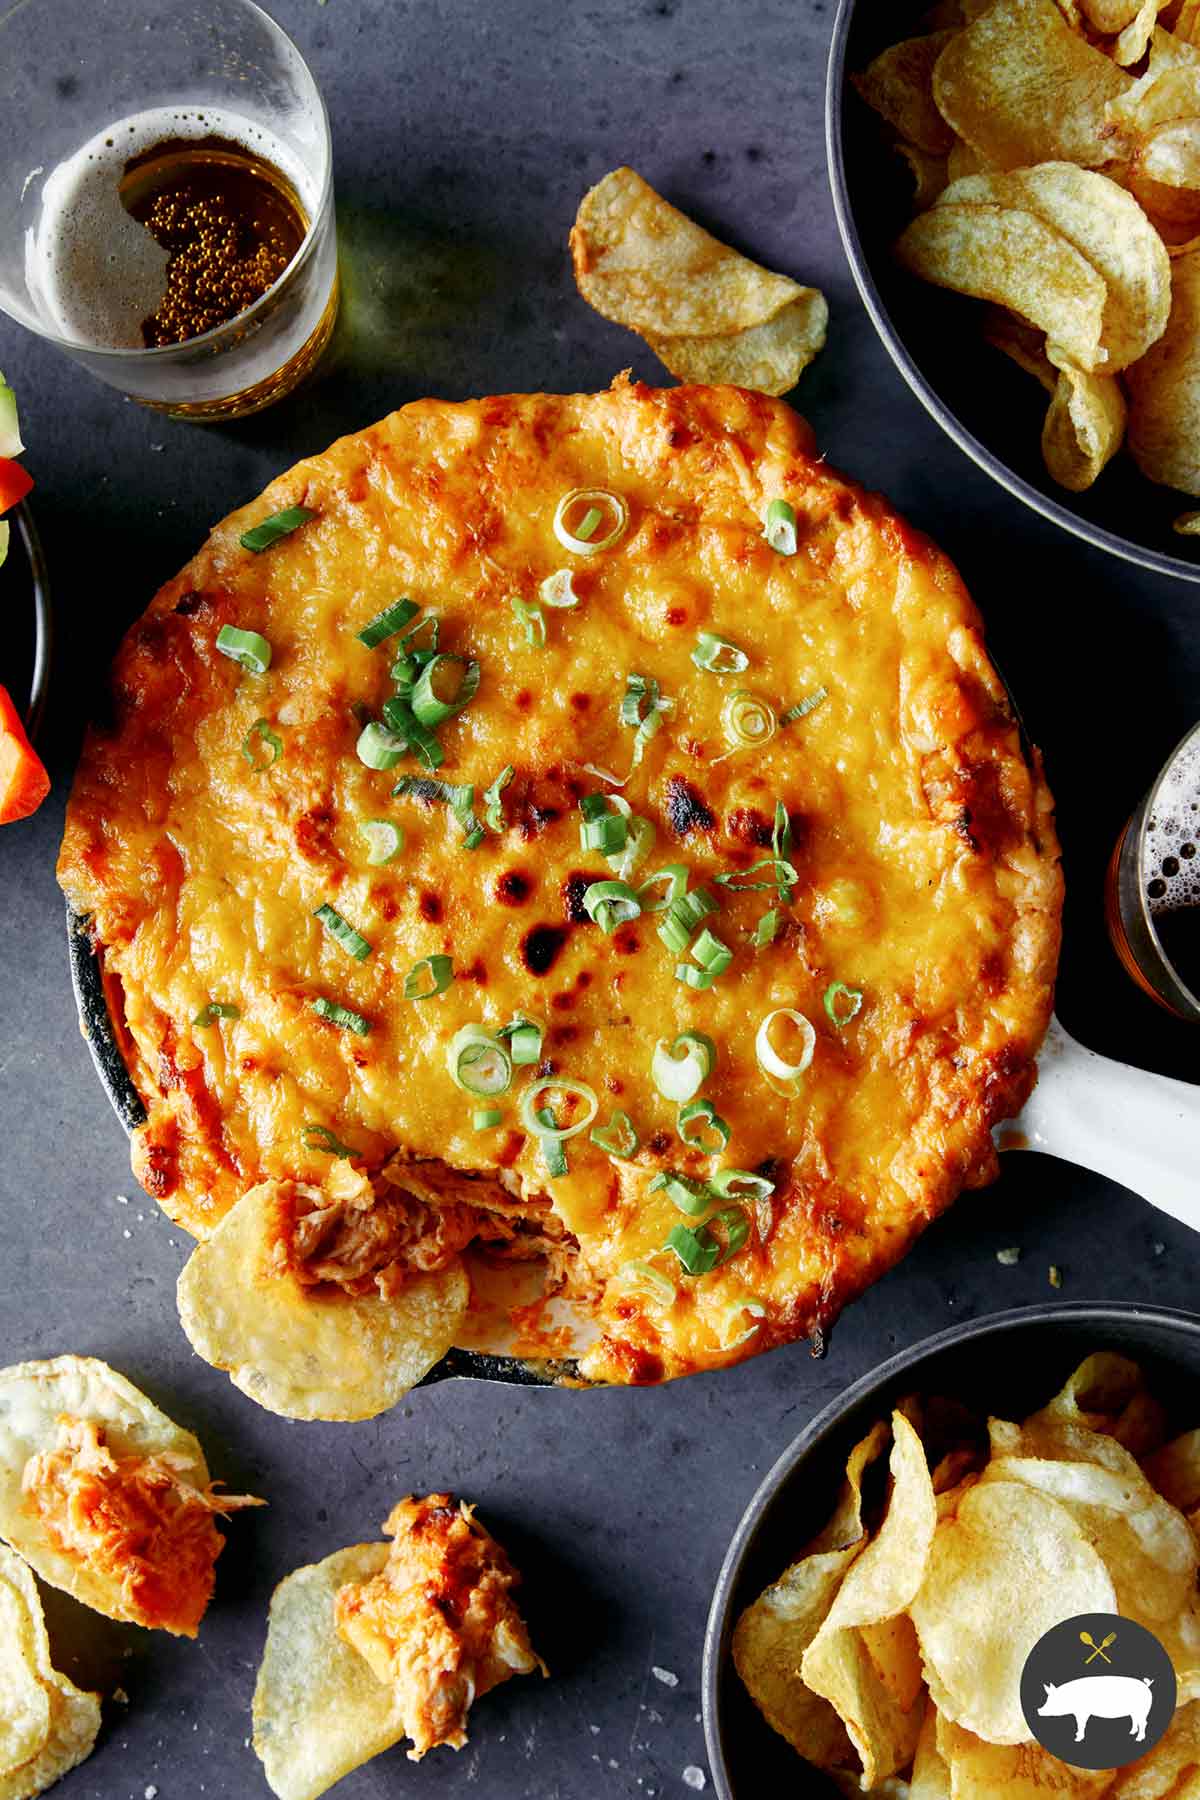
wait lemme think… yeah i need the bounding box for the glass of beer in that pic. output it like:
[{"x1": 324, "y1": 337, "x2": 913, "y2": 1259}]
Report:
[{"x1": 0, "y1": 0, "x2": 337, "y2": 420}]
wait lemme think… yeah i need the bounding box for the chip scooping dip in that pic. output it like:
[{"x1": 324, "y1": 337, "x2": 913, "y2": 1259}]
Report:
[
  {"x1": 570, "y1": 166, "x2": 827, "y2": 394},
  {"x1": 0, "y1": 1543, "x2": 101, "y2": 1800},
  {"x1": 733, "y1": 1352, "x2": 1200, "y2": 1791},
  {"x1": 0, "y1": 1355, "x2": 262, "y2": 1637},
  {"x1": 253, "y1": 1495, "x2": 544, "y2": 1799}
]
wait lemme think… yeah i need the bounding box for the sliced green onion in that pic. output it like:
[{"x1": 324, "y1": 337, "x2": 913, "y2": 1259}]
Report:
[
  {"x1": 590, "y1": 1110, "x2": 640, "y2": 1159},
  {"x1": 691, "y1": 928, "x2": 732, "y2": 974},
  {"x1": 691, "y1": 632, "x2": 750, "y2": 675},
  {"x1": 781, "y1": 686, "x2": 828, "y2": 726},
  {"x1": 763, "y1": 497, "x2": 797, "y2": 556},
  {"x1": 678, "y1": 1099, "x2": 731, "y2": 1154},
  {"x1": 540, "y1": 570, "x2": 582, "y2": 609},
  {"x1": 665, "y1": 1221, "x2": 719, "y2": 1275},
  {"x1": 618, "y1": 671, "x2": 674, "y2": 776},
  {"x1": 379, "y1": 697, "x2": 444, "y2": 771},
  {"x1": 311, "y1": 996, "x2": 372, "y2": 1036},
  {"x1": 608, "y1": 813, "x2": 656, "y2": 883},
  {"x1": 580, "y1": 803, "x2": 628, "y2": 856},
  {"x1": 657, "y1": 886, "x2": 719, "y2": 953},
  {"x1": 535, "y1": 1106, "x2": 569, "y2": 1178},
  {"x1": 709, "y1": 1168, "x2": 775, "y2": 1201},
  {"x1": 390, "y1": 613, "x2": 441, "y2": 686},
  {"x1": 714, "y1": 858, "x2": 798, "y2": 893},
  {"x1": 359, "y1": 817, "x2": 405, "y2": 864},
  {"x1": 510, "y1": 596, "x2": 546, "y2": 648},
  {"x1": 675, "y1": 964, "x2": 718, "y2": 990},
  {"x1": 753, "y1": 908, "x2": 781, "y2": 948},
  {"x1": 216, "y1": 624, "x2": 272, "y2": 674},
  {"x1": 583, "y1": 879, "x2": 642, "y2": 933},
  {"x1": 193, "y1": 1002, "x2": 240, "y2": 1027},
  {"x1": 719, "y1": 1299, "x2": 767, "y2": 1349},
  {"x1": 638, "y1": 865, "x2": 689, "y2": 914},
  {"x1": 355, "y1": 597, "x2": 418, "y2": 648},
  {"x1": 410, "y1": 654, "x2": 480, "y2": 727},
  {"x1": 772, "y1": 801, "x2": 795, "y2": 904},
  {"x1": 241, "y1": 718, "x2": 283, "y2": 770},
  {"x1": 553, "y1": 487, "x2": 629, "y2": 556},
  {"x1": 518, "y1": 1077, "x2": 599, "y2": 1141},
  {"x1": 824, "y1": 981, "x2": 864, "y2": 1027},
  {"x1": 473, "y1": 1107, "x2": 504, "y2": 1130},
  {"x1": 314, "y1": 903, "x2": 372, "y2": 962},
  {"x1": 240, "y1": 505, "x2": 316, "y2": 553},
  {"x1": 613, "y1": 1259, "x2": 676, "y2": 1306},
  {"x1": 648, "y1": 1170, "x2": 714, "y2": 1217},
  {"x1": 392, "y1": 777, "x2": 483, "y2": 847},
  {"x1": 721, "y1": 689, "x2": 776, "y2": 752},
  {"x1": 403, "y1": 954, "x2": 454, "y2": 1000},
  {"x1": 755, "y1": 1007, "x2": 816, "y2": 1084},
  {"x1": 651, "y1": 1032, "x2": 716, "y2": 1105},
  {"x1": 447, "y1": 1025, "x2": 512, "y2": 1096},
  {"x1": 302, "y1": 1123, "x2": 357, "y2": 1158},
  {"x1": 356, "y1": 722, "x2": 409, "y2": 771},
  {"x1": 483, "y1": 765, "x2": 515, "y2": 832},
  {"x1": 498, "y1": 1015, "x2": 544, "y2": 1065}
]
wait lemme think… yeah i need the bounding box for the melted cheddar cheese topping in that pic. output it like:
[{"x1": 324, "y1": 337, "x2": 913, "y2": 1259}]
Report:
[{"x1": 58, "y1": 380, "x2": 1061, "y2": 1383}]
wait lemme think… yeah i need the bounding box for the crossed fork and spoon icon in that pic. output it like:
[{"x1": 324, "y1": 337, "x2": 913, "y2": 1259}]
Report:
[{"x1": 1080, "y1": 1630, "x2": 1118, "y2": 1665}]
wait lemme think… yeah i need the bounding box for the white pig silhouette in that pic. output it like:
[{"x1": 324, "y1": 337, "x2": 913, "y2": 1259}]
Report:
[{"x1": 1038, "y1": 1675, "x2": 1154, "y2": 1743}]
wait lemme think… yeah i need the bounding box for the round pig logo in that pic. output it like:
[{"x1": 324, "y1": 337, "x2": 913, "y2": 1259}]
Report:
[{"x1": 1021, "y1": 1614, "x2": 1176, "y2": 1769}]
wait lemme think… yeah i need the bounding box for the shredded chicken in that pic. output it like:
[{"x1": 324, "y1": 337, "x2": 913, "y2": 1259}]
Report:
[
  {"x1": 22, "y1": 1416, "x2": 262, "y2": 1637},
  {"x1": 334, "y1": 1494, "x2": 546, "y2": 1759}
]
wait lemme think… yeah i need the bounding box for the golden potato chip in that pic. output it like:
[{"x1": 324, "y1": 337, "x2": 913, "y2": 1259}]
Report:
[
  {"x1": 1145, "y1": 1429, "x2": 1200, "y2": 1509},
  {"x1": 935, "y1": 1712, "x2": 1115, "y2": 1799},
  {"x1": 0, "y1": 1682, "x2": 103, "y2": 1800},
  {"x1": 1175, "y1": 507, "x2": 1200, "y2": 529},
  {"x1": 732, "y1": 1422, "x2": 890, "y2": 1771},
  {"x1": 0, "y1": 1355, "x2": 219, "y2": 1626},
  {"x1": 1174, "y1": 0, "x2": 1200, "y2": 45},
  {"x1": 0, "y1": 1574, "x2": 51, "y2": 1773},
  {"x1": 802, "y1": 1414, "x2": 935, "y2": 1786},
  {"x1": 1141, "y1": 119, "x2": 1200, "y2": 187},
  {"x1": 1109, "y1": 1699, "x2": 1200, "y2": 1796},
  {"x1": 1042, "y1": 363, "x2": 1127, "y2": 489},
  {"x1": 853, "y1": 33, "x2": 958, "y2": 155},
  {"x1": 1033, "y1": 1350, "x2": 1146, "y2": 1427},
  {"x1": 932, "y1": 0, "x2": 1134, "y2": 171},
  {"x1": 1128, "y1": 248, "x2": 1200, "y2": 492},
  {"x1": 1084, "y1": 0, "x2": 1146, "y2": 27},
  {"x1": 910, "y1": 1479, "x2": 1117, "y2": 1744},
  {"x1": 910, "y1": 1703, "x2": 951, "y2": 1800},
  {"x1": 253, "y1": 1543, "x2": 407, "y2": 1800},
  {"x1": 947, "y1": 137, "x2": 994, "y2": 180},
  {"x1": 1117, "y1": 0, "x2": 1170, "y2": 65},
  {"x1": 0, "y1": 1544, "x2": 100, "y2": 1800},
  {"x1": 1108, "y1": 61, "x2": 1200, "y2": 150},
  {"x1": 177, "y1": 1179, "x2": 470, "y2": 1421},
  {"x1": 983, "y1": 307, "x2": 1058, "y2": 388},
  {"x1": 645, "y1": 291, "x2": 828, "y2": 396},
  {"x1": 570, "y1": 167, "x2": 804, "y2": 336},
  {"x1": 939, "y1": 165, "x2": 1172, "y2": 369},
  {"x1": 894, "y1": 143, "x2": 950, "y2": 211},
  {"x1": 895, "y1": 202, "x2": 1108, "y2": 371}
]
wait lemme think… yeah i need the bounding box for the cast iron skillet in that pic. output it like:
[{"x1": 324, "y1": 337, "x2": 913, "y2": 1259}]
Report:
[
  {"x1": 827, "y1": 0, "x2": 1200, "y2": 585},
  {"x1": 702, "y1": 1301, "x2": 1200, "y2": 1799}
]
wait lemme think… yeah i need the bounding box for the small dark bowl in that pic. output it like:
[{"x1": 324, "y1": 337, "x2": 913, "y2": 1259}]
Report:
[
  {"x1": 702, "y1": 1302, "x2": 1200, "y2": 1800},
  {"x1": 2, "y1": 500, "x2": 52, "y2": 737},
  {"x1": 826, "y1": 0, "x2": 1200, "y2": 585}
]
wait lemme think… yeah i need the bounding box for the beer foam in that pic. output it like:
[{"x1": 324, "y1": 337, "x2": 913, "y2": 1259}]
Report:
[
  {"x1": 26, "y1": 106, "x2": 312, "y2": 350},
  {"x1": 1144, "y1": 733, "x2": 1200, "y2": 915}
]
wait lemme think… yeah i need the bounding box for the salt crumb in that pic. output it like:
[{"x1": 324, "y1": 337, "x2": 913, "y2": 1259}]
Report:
[
  {"x1": 122, "y1": 1229, "x2": 132, "y2": 1239},
  {"x1": 609, "y1": 1759, "x2": 619, "y2": 1769},
  {"x1": 683, "y1": 1768, "x2": 706, "y2": 1791},
  {"x1": 589, "y1": 1724, "x2": 601, "y2": 1735},
  {"x1": 996, "y1": 1246, "x2": 1021, "y2": 1266},
  {"x1": 116, "y1": 1194, "x2": 129, "y2": 1205},
  {"x1": 145, "y1": 1786, "x2": 158, "y2": 1799},
  {"x1": 652, "y1": 1666, "x2": 678, "y2": 1687},
  {"x1": 1153, "y1": 1241, "x2": 1166, "y2": 1256}
]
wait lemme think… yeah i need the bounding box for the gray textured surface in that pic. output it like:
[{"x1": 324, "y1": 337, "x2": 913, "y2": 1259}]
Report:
[{"x1": 1, "y1": 1, "x2": 1199, "y2": 1796}]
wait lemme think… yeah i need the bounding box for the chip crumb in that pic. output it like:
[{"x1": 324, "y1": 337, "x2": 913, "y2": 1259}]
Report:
[
  {"x1": 112, "y1": 1686, "x2": 129, "y2": 1704},
  {"x1": 590, "y1": 1724, "x2": 601, "y2": 1735},
  {"x1": 1153, "y1": 1241, "x2": 1166, "y2": 1257},
  {"x1": 116, "y1": 1193, "x2": 129, "y2": 1204},
  {"x1": 1048, "y1": 1264, "x2": 1063, "y2": 1288},
  {"x1": 145, "y1": 1786, "x2": 158, "y2": 1799},
  {"x1": 683, "y1": 1768, "x2": 707, "y2": 1791},
  {"x1": 652, "y1": 1666, "x2": 679, "y2": 1687},
  {"x1": 996, "y1": 1246, "x2": 1021, "y2": 1265},
  {"x1": 122, "y1": 1228, "x2": 132, "y2": 1239}
]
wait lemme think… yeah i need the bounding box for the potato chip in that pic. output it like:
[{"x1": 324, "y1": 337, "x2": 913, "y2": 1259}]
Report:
[
  {"x1": 1033, "y1": 1350, "x2": 1146, "y2": 1428},
  {"x1": 939, "y1": 165, "x2": 1172, "y2": 369},
  {"x1": 0, "y1": 1355, "x2": 226, "y2": 1628},
  {"x1": 570, "y1": 167, "x2": 804, "y2": 336},
  {"x1": 802, "y1": 1414, "x2": 936, "y2": 1786},
  {"x1": 910, "y1": 1703, "x2": 951, "y2": 1800},
  {"x1": 910, "y1": 1479, "x2": 1117, "y2": 1744},
  {"x1": 253, "y1": 1543, "x2": 407, "y2": 1800},
  {"x1": 947, "y1": 137, "x2": 994, "y2": 180},
  {"x1": 1042, "y1": 363, "x2": 1127, "y2": 489},
  {"x1": 177, "y1": 1180, "x2": 470, "y2": 1421},
  {"x1": 895, "y1": 202, "x2": 1108, "y2": 371},
  {"x1": 1176, "y1": 507, "x2": 1200, "y2": 530},
  {"x1": 1174, "y1": 0, "x2": 1200, "y2": 45},
  {"x1": 853, "y1": 33, "x2": 958, "y2": 155},
  {"x1": 1142, "y1": 1426, "x2": 1200, "y2": 1510},
  {"x1": 1141, "y1": 119, "x2": 1200, "y2": 188},
  {"x1": 0, "y1": 1544, "x2": 100, "y2": 1800},
  {"x1": 935, "y1": 1713, "x2": 1115, "y2": 1799},
  {"x1": 1128, "y1": 248, "x2": 1200, "y2": 492},
  {"x1": 983, "y1": 307, "x2": 1058, "y2": 388},
  {"x1": 645, "y1": 290, "x2": 828, "y2": 396},
  {"x1": 932, "y1": 0, "x2": 1134, "y2": 171},
  {"x1": 0, "y1": 1574, "x2": 51, "y2": 1773},
  {"x1": 0, "y1": 1682, "x2": 103, "y2": 1800},
  {"x1": 1116, "y1": 0, "x2": 1170, "y2": 66},
  {"x1": 894, "y1": 143, "x2": 950, "y2": 211},
  {"x1": 732, "y1": 1422, "x2": 889, "y2": 1772},
  {"x1": 1108, "y1": 1699, "x2": 1200, "y2": 1796},
  {"x1": 1084, "y1": 0, "x2": 1146, "y2": 27}
]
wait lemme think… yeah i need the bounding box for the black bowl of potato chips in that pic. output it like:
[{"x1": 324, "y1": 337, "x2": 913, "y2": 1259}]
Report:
[
  {"x1": 827, "y1": 0, "x2": 1200, "y2": 583},
  {"x1": 702, "y1": 1303, "x2": 1200, "y2": 1798}
]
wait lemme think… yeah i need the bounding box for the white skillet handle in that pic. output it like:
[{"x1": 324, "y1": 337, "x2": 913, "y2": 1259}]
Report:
[{"x1": 1001, "y1": 1016, "x2": 1200, "y2": 1233}]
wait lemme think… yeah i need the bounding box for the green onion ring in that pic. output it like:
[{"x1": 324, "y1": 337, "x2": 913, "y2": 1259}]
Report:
[
  {"x1": 613, "y1": 1259, "x2": 676, "y2": 1307},
  {"x1": 216, "y1": 624, "x2": 272, "y2": 675},
  {"x1": 648, "y1": 1170, "x2": 714, "y2": 1217},
  {"x1": 553, "y1": 487, "x2": 629, "y2": 556},
  {"x1": 311, "y1": 996, "x2": 372, "y2": 1036},
  {"x1": 718, "y1": 1299, "x2": 767, "y2": 1349},
  {"x1": 510, "y1": 595, "x2": 546, "y2": 648},
  {"x1": 721, "y1": 688, "x2": 776, "y2": 753},
  {"x1": 763, "y1": 497, "x2": 797, "y2": 556},
  {"x1": 193, "y1": 1001, "x2": 239, "y2": 1027},
  {"x1": 651, "y1": 1032, "x2": 716, "y2": 1105},
  {"x1": 473, "y1": 1107, "x2": 504, "y2": 1130},
  {"x1": 535, "y1": 1105, "x2": 569, "y2": 1178},
  {"x1": 638, "y1": 865, "x2": 689, "y2": 914},
  {"x1": 355, "y1": 597, "x2": 419, "y2": 648},
  {"x1": 753, "y1": 908, "x2": 781, "y2": 948},
  {"x1": 677, "y1": 1099, "x2": 731, "y2": 1154},
  {"x1": 708, "y1": 1168, "x2": 775, "y2": 1201},
  {"x1": 691, "y1": 631, "x2": 749, "y2": 675},
  {"x1": 539, "y1": 570, "x2": 582, "y2": 609},
  {"x1": 675, "y1": 964, "x2": 718, "y2": 990},
  {"x1": 314, "y1": 903, "x2": 372, "y2": 962},
  {"x1": 380, "y1": 697, "x2": 445, "y2": 769},
  {"x1": 358, "y1": 817, "x2": 405, "y2": 865},
  {"x1": 498, "y1": 1015, "x2": 544, "y2": 1065},
  {"x1": 301, "y1": 1123, "x2": 357, "y2": 1158},
  {"x1": 582, "y1": 879, "x2": 642, "y2": 933},
  {"x1": 608, "y1": 813, "x2": 656, "y2": 883},
  {"x1": 410, "y1": 654, "x2": 481, "y2": 727},
  {"x1": 664, "y1": 1221, "x2": 719, "y2": 1275},
  {"x1": 755, "y1": 1007, "x2": 816, "y2": 1083},
  {"x1": 447, "y1": 1025, "x2": 512, "y2": 1096},
  {"x1": 589, "y1": 1110, "x2": 640, "y2": 1159},
  {"x1": 402, "y1": 954, "x2": 454, "y2": 1000},
  {"x1": 715, "y1": 858, "x2": 798, "y2": 893},
  {"x1": 241, "y1": 718, "x2": 283, "y2": 770},
  {"x1": 690, "y1": 928, "x2": 732, "y2": 975},
  {"x1": 824, "y1": 981, "x2": 864, "y2": 1027},
  {"x1": 483, "y1": 765, "x2": 515, "y2": 832},
  {"x1": 518, "y1": 1077, "x2": 599, "y2": 1142},
  {"x1": 239, "y1": 505, "x2": 316, "y2": 554},
  {"x1": 780, "y1": 685, "x2": 828, "y2": 726},
  {"x1": 356, "y1": 721, "x2": 409, "y2": 771}
]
